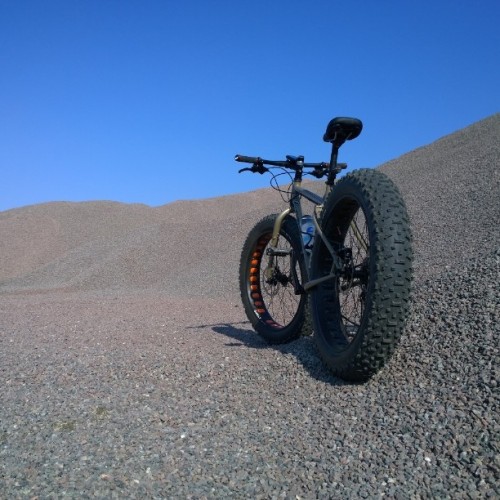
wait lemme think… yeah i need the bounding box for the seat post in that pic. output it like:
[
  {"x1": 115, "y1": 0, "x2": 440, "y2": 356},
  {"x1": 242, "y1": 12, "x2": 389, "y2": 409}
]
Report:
[{"x1": 327, "y1": 144, "x2": 340, "y2": 185}]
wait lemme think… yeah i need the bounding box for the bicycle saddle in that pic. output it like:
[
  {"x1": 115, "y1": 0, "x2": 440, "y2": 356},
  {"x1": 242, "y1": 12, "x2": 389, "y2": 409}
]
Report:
[{"x1": 323, "y1": 117, "x2": 363, "y2": 144}]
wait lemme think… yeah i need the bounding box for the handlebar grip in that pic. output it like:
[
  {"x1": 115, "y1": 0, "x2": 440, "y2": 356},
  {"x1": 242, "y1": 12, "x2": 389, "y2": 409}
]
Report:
[{"x1": 235, "y1": 154, "x2": 261, "y2": 163}]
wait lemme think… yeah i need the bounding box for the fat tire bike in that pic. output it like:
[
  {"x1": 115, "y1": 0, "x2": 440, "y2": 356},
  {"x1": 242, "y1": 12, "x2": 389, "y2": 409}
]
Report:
[{"x1": 236, "y1": 117, "x2": 413, "y2": 382}]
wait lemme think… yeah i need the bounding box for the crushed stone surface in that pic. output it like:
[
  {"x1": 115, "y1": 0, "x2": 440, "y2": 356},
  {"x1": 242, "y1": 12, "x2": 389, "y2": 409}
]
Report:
[{"x1": 0, "y1": 114, "x2": 499, "y2": 497}]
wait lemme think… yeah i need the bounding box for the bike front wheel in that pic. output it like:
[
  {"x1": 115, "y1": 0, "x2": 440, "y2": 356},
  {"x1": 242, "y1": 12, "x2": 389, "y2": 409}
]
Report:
[
  {"x1": 239, "y1": 214, "x2": 309, "y2": 343},
  {"x1": 310, "y1": 169, "x2": 413, "y2": 382}
]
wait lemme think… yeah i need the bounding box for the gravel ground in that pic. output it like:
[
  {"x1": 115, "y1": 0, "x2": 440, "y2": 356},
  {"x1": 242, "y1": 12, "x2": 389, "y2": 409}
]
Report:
[{"x1": 0, "y1": 114, "x2": 499, "y2": 497}]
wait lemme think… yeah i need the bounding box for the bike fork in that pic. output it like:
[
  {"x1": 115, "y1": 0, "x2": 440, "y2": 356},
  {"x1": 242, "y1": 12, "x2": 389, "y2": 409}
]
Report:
[
  {"x1": 266, "y1": 207, "x2": 306, "y2": 296},
  {"x1": 269, "y1": 208, "x2": 292, "y2": 247}
]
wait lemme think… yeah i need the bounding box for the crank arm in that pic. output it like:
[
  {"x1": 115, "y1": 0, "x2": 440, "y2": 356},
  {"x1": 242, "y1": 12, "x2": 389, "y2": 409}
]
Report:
[{"x1": 304, "y1": 273, "x2": 336, "y2": 292}]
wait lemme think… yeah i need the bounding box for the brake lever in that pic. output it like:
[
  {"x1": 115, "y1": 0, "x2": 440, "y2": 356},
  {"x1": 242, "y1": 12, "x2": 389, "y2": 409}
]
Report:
[{"x1": 238, "y1": 164, "x2": 269, "y2": 175}]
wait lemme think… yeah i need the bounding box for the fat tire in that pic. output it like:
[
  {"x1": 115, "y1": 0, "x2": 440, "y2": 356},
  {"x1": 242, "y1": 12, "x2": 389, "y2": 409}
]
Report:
[
  {"x1": 310, "y1": 169, "x2": 413, "y2": 382},
  {"x1": 239, "y1": 214, "x2": 310, "y2": 343}
]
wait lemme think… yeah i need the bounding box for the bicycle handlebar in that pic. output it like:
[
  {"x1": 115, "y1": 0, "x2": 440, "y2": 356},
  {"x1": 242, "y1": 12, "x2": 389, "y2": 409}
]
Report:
[
  {"x1": 235, "y1": 154, "x2": 329, "y2": 170},
  {"x1": 234, "y1": 154, "x2": 262, "y2": 164}
]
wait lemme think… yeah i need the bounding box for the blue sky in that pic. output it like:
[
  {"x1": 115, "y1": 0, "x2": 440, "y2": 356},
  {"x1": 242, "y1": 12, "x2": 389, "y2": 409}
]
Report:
[{"x1": 1, "y1": 1, "x2": 499, "y2": 212}]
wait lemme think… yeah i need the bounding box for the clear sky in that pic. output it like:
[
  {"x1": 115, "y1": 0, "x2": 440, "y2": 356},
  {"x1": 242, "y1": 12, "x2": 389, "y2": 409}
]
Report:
[{"x1": 1, "y1": 1, "x2": 499, "y2": 212}]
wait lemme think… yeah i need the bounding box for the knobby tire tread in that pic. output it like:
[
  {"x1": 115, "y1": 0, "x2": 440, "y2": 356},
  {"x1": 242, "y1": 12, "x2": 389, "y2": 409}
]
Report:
[
  {"x1": 311, "y1": 169, "x2": 413, "y2": 382},
  {"x1": 239, "y1": 214, "x2": 311, "y2": 343}
]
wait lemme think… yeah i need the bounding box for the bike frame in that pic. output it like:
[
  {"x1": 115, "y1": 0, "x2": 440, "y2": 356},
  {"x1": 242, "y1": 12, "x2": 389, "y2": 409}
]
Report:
[
  {"x1": 237, "y1": 135, "x2": 364, "y2": 295},
  {"x1": 268, "y1": 179, "x2": 328, "y2": 270},
  {"x1": 267, "y1": 162, "x2": 345, "y2": 294}
]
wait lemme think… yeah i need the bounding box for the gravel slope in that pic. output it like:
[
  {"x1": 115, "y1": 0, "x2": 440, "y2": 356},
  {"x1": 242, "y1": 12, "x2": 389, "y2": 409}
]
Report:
[
  {"x1": 379, "y1": 113, "x2": 500, "y2": 281},
  {"x1": 0, "y1": 114, "x2": 499, "y2": 497}
]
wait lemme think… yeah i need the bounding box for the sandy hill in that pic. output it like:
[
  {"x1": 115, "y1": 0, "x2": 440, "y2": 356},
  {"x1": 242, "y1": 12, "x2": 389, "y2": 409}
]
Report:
[{"x1": 0, "y1": 113, "x2": 499, "y2": 295}]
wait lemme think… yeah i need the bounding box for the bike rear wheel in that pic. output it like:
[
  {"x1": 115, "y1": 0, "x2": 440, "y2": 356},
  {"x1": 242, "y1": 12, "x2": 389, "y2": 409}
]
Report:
[
  {"x1": 239, "y1": 214, "x2": 309, "y2": 343},
  {"x1": 310, "y1": 169, "x2": 413, "y2": 382}
]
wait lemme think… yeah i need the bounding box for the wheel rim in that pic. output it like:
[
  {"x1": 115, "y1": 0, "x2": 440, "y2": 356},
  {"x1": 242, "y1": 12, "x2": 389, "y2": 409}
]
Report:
[
  {"x1": 315, "y1": 198, "x2": 371, "y2": 349},
  {"x1": 337, "y1": 206, "x2": 370, "y2": 343},
  {"x1": 248, "y1": 232, "x2": 303, "y2": 329}
]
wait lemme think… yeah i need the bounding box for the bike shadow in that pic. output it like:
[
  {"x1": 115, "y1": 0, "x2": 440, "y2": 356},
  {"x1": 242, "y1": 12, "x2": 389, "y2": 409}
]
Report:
[{"x1": 191, "y1": 320, "x2": 352, "y2": 386}]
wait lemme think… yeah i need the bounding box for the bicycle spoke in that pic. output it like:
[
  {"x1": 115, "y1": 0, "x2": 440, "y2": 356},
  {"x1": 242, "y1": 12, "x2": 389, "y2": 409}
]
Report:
[
  {"x1": 338, "y1": 208, "x2": 369, "y2": 343},
  {"x1": 259, "y1": 238, "x2": 301, "y2": 327}
]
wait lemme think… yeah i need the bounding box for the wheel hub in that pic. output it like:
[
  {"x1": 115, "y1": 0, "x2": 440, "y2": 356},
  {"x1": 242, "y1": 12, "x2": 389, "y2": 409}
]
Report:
[{"x1": 264, "y1": 265, "x2": 290, "y2": 286}]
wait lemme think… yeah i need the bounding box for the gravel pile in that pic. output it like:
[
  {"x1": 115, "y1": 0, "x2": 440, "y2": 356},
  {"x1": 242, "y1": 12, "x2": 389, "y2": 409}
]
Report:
[
  {"x1": 0, "y1": 114, "x2": 498, "y2": 497},
  {"x1": 0, "y1": 189, "x2": 284, "y2": 296},
  {"x1": 379, "y1": 112, "x2": 500, "y2": 281}
]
